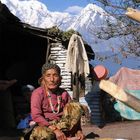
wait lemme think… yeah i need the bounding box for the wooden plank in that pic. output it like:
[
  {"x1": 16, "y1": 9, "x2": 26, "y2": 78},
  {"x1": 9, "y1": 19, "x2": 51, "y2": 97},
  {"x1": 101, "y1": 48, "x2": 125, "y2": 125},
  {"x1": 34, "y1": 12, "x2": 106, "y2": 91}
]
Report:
[{"x1": 99, "y1": 80, "x2": 140, "y2": 112}]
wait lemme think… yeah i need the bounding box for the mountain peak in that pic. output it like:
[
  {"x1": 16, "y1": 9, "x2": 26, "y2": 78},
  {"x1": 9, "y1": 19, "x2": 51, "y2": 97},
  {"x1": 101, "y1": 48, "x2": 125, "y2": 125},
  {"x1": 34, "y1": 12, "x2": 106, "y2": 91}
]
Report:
[{"x1": 83, "y1": 3, "x2": 107, "y2": 15}]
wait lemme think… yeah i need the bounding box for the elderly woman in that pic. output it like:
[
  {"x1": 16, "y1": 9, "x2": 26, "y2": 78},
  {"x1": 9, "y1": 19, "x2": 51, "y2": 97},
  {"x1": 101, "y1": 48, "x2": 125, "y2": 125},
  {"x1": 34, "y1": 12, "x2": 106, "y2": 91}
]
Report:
[{"x1": 28, "y1": 63, "x2": 85, "y2": 140}]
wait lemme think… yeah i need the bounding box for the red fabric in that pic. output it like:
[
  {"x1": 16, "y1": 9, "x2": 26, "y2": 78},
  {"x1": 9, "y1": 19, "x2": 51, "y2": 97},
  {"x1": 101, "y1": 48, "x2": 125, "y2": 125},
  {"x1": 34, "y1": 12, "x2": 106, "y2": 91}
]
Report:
[
  {"x1": 31, "y1": 87, "x2": 71, "y2": 126},
  {"x1": 109, "y1": 67, "x2": 140, "y2": 90}
]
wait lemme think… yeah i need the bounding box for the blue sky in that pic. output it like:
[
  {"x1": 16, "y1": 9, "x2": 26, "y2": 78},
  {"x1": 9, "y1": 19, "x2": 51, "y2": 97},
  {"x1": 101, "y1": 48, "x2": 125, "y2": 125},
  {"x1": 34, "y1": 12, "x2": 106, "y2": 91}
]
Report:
[{"x1": 39, "y1": 0, "x2": 90, "y2": 14}]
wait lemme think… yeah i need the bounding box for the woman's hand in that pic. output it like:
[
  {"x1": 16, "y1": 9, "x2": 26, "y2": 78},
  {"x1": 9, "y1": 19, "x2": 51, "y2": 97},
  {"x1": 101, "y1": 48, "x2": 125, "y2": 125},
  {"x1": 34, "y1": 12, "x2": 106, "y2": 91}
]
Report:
[
  {"x1": 75, "y1": 130, "x2": 85, "y2": 140},
  {"x1": 54, "y1": 129, "x2": 67, "y2": 140}
]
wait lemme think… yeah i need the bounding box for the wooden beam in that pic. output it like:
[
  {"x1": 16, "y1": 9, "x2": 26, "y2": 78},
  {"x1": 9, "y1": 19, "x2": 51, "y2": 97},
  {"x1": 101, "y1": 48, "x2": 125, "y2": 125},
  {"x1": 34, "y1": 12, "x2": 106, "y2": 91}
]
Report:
[{"x1": 99, "y1": 79, "x2": 140, "y2": 112}]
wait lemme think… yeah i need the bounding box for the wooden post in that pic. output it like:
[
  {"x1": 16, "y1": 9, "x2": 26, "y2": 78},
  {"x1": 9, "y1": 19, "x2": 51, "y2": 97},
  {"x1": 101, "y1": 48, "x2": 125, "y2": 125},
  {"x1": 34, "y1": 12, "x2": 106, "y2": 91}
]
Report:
[
  {"x1": 45, "y1": 38, "x2": 50, "y2": 64},
  {"x1": 99, "y1": 80, "x2": 140, "y2": 112},
  {"x1": 72, "y1": 73, "x2": 80, "y2": 101},
  {"x1": 125, "y1": 7, "x2": 140, "y2": 23}
]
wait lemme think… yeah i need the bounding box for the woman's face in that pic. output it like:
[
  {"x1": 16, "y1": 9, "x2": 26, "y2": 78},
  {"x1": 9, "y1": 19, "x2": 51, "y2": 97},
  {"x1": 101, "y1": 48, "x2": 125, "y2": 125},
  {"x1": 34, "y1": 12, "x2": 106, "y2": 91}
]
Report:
[{"x1": 43, "y1": 68, "x2": 61, "y2": 91}]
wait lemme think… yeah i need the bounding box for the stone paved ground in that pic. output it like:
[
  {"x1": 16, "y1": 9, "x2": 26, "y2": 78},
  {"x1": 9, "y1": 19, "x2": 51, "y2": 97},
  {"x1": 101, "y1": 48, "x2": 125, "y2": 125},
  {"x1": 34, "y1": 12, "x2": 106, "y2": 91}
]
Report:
[{"x1": 0, "y1": 121, "x2": 140, "y2": 140}]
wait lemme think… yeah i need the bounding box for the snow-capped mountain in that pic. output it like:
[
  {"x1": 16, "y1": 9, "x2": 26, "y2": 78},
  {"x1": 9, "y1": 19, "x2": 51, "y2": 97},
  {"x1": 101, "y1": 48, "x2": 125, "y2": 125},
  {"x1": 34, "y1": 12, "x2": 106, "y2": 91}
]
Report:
[
  {"x1": 1, "y1": 0, "x2": 123, "y2": 52},
  {"x1": 1, "y1": 0, "x2": 140, "y2": 75}
]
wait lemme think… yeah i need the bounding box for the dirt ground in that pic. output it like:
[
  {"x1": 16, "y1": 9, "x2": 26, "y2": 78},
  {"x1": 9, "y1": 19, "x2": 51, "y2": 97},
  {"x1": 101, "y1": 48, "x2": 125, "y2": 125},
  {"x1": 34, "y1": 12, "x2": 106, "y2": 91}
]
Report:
[
  {"x1": 82, "y1": 121, "x2": 140, "y2": 140},
  {"x1": 0, "y1": 121, "x2": 140, "y2": 140}
]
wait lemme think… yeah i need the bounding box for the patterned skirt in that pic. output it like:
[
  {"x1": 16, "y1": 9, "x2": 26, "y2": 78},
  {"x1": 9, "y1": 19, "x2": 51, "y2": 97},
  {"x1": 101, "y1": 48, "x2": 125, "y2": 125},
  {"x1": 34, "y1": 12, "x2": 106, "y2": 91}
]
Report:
[{"x1": 20, "y1": 101, "x2": 84, "y2": 140}]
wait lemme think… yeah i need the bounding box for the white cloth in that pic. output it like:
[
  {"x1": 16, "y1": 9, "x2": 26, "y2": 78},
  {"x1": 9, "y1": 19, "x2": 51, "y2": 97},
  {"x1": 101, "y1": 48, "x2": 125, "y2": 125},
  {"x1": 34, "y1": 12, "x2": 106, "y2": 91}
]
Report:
[{"x1": 65, "y1": 34, "x2": 90, "y2": 77}]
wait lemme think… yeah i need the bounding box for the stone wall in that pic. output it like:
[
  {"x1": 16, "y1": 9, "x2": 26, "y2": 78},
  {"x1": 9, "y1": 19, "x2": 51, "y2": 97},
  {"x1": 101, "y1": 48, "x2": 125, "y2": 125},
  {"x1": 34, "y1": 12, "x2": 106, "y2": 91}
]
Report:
[
  {"x1": 49, "y1": 43, "x2": 73, "y2": 97},
  {"x1": 49, "y1": 42, "x2": 93, "y2": 96}
]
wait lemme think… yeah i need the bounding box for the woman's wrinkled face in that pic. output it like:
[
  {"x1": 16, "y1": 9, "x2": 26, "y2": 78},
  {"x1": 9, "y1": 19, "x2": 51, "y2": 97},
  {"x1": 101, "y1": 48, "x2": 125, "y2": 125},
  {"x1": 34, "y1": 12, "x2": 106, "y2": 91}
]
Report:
[{"x1": 43, "y1": 68, "x2": 61, "y2": 90}]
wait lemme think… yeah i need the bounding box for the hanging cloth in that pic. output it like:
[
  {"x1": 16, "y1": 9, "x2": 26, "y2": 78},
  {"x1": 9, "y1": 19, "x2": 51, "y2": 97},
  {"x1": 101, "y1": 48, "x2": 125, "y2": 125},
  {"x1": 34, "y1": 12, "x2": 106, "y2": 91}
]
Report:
[{"x1": 65, "y1": 34, "x2": 90, "y2": 77}]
